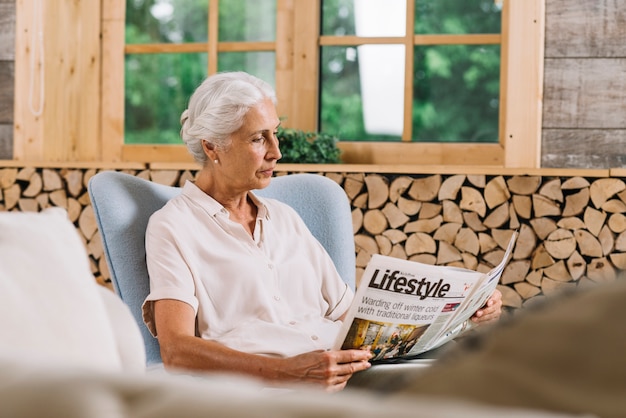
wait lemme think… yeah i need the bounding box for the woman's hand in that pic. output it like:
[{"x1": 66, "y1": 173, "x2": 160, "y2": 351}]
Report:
[
  {"x1": 470, "y1": 289, "x2": 502, "y2": 326},
  {"x1": 281, "y1": 349, "x2": 372, "y2": 392}
]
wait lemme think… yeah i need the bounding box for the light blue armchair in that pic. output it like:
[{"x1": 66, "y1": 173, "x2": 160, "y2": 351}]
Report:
[{"x1": 88, "y1": 171, "x2": 356, "y2": 367}]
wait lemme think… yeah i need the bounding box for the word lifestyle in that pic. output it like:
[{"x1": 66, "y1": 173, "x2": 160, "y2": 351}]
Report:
[{"x1": 368, "y1": 269, "x2": 451, "y2": 300}]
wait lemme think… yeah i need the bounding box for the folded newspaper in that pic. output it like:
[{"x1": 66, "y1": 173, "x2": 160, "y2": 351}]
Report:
[{"x1": 334, "y1": 232, "x2": 518, "y2": 362}]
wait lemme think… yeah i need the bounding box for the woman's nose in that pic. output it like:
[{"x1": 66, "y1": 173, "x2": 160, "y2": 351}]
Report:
[{"x1": 268, "y1": 136, "x2": 282, "y2": 160}]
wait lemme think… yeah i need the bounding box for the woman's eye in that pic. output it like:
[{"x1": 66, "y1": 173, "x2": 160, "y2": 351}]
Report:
[{"x1": 253, "y1": 136, "x2": 265, "y2": 143}]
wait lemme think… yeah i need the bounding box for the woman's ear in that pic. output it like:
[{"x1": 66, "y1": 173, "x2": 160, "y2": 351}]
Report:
[{"x1": 202, "y1": 140, "x2": 218, "y2": 160}]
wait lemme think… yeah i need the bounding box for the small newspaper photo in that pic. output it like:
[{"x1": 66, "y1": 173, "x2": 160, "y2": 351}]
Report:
[{"x1": 334, "y1": 231, "x2": 518, "y2": 362}]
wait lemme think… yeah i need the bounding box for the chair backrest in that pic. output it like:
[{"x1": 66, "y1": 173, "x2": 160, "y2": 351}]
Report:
[{"x1": 88, "y1": 171, "x2": 356, "y2": 367}]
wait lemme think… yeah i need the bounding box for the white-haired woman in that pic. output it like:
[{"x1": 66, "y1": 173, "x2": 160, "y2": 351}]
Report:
[{"x1": 142, "y1": 71, "x2": 502, "y2": 392}]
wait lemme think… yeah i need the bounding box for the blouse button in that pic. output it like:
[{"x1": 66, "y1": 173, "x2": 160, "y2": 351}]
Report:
[
  {"x1": 311, "y1": 335, "x2": 319, "y2": 341},
  {"x1": 289, "y1": 321, "x2": 296, "y2": 325},
  {"x1": 274, "y1": 295, "x2": 280, "y2": 301}
]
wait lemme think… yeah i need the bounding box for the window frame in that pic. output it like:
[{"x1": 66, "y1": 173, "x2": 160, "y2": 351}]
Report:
[{"x1": 101, "y1": 0, "x2": 544, "y2": 167}]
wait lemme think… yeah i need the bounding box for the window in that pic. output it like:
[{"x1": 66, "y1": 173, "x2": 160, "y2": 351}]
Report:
[
  {"x1": 320, "y1": 0, "x2": 501, "y2": 144},
  {"x1": 101, "y1": 0, "x2": 544, "y2": 166},
  {"x1": 123, "y1": 0, "x2": 276, "y2": 145}
]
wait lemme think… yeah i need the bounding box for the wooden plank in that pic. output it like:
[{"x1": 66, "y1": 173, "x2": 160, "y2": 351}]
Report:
[
  {"x1": 338, "y1": 142, "x2": 504, "y2": 166},
  {"x1": 320, "y1": 36, "x2": 404, "y2": 46},
  {"x1": 122, "y1": 144, "x2": 195, "y2": 163},
  {"x1": 101, "y1": 18, "x2": 125, "y2": 162},
  {"x1": 402, "y1": 1, "x2": 414, "y2": 142},
  {"x1": 0, "y1": 62, "x2": 13, "y2": 122},
  {"x1": 101, "y1": 0, "x2": 124, "y2": 21},
  {"x1": 413, "y1": 34, "x2": 500, "y2": 45},
  {"x1": 44, "y1": 1, "x2": 101, "y2": 161},
  {"x1": 275, "y1": 0, "x2": 294, "y2": 128},
  {"x1": 319, "y1": 34, "x2": 500, "y2": 46},
  {"x1": 149, "y1": 161, "x2": 200, "y2": 171},
  {"x1": 0, "y1": 160, "x2": 145, "y2": 169},
  {"x1": 0, "y1": 3, "x2": 15, "y2": 60},
  {"x1": 542, "y1": 129, "x2": 626, "y2": 169},
  {"x1": 543, "y1": 58, "x2": 626, "y2": 129},
  {"x1": 13, "y1": 0, "x2": 43, "y2": 161},
  {"x1": 502, "y1": 0, "x2": 545, "y2": 168},
  {"x1": 498, "y1": 0, "x2": 509, "y2": 161},
  {"x1": 290, "y1": 0, "x2": 320, "y2": 131},
  {"x1": 545, "y1": 0, "x2": 626, "y2": 58},
  {"x1": 208, "y1": 0, "x2": 218, "y2": 74},
  {"x1": 126, "y1": 43, "x2": 209, "y2": 54},
  {"x1": 610, "y1": 168, "x2": 626, "y2": 178},
  {"x1": 125, "y1": 42, "x2": 275, "y2": 54}
]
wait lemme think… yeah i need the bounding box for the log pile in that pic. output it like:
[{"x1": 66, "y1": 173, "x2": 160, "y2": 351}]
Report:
[
  {"x1": 1, "y1": 166, "x2": 625, "y2": 311},
  {"x1": 343, "y1": 173, "x2": 626, "y2": 309}
]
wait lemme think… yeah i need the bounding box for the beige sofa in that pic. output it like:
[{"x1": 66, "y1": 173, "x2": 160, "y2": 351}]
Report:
[{"x1": 0, "y1": 208, "x2": 602, "y2": 417}]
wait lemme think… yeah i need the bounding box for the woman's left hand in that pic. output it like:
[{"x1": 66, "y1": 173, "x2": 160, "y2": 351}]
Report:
[{"x1": 470, "y1": 289, "x2": 502, "y2": 325}]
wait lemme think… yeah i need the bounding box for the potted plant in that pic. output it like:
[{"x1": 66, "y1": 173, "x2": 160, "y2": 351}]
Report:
[{"x1": 276, "y1": 127, "x2": 341, "y2": 164}]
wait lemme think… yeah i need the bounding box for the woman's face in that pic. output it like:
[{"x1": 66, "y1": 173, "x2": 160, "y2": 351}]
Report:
[{"x1": 217, "y1": 98, "x2": 281, "y2": 192}]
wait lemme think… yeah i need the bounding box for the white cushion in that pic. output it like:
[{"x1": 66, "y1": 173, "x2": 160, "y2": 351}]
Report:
[
  {"x1": 0, "y1": 207, "x2": 122, "y2": 371},
  {"x1": 0, "y1": 354, "x2": 575, "y2": 418},
  {"x1": 97, "y1": 286, "x2": 146, "y2": 372}
]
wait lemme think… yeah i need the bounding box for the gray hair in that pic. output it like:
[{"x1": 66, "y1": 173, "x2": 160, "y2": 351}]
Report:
[{"x1": 180, "y1": 71, "x2": 277, "y2": 165}]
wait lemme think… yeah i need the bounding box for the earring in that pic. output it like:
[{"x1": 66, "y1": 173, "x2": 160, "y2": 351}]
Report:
[{"x1": 214, "y1": 159, "x2": 218, "y2": 164}]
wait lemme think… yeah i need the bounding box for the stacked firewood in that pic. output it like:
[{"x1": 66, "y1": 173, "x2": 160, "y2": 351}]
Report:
[
  {"x1": 341, "y1": 173, "x2": 626, "y2": 309},
  {"x1": 1, "y1": 166, "x2": 625, "y2": 310}
]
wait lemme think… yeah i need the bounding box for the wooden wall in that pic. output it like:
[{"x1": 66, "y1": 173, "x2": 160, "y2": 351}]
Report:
[
  {"x1": 0, "y1": 0, "x2": 625, "y2": 166},
  {"x1": 0, "y1": 0, "x2": 14, "y2": 160},
  {"x1": 542, "y1": 0, "x2": 626, "y2": 168}
]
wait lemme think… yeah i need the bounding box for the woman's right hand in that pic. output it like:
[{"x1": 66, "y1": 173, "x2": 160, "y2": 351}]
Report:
[{"x1": 280, "y1": 349, "x2": 372, "y2": 392}]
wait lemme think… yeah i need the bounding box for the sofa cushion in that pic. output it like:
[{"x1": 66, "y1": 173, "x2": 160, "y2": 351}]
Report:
[
  {"x1": 0, "y1": 207, "x2": 122, "y2": 371},
  {"x1": 0, "y1": 354, "x2": 576, "y2": 418},
  {"x1": 96, "y1": 285, "x2": 146, "y2": 371}
]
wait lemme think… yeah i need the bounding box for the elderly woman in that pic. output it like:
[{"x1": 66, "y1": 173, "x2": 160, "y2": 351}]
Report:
[{"x1": 142, "y1": 71, "x2": 502, "y2": 392}]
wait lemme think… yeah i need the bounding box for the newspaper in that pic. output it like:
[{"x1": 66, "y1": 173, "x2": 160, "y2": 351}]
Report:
[{"x1": 334, "y1": 232, "x2": 517, "y2": 362}]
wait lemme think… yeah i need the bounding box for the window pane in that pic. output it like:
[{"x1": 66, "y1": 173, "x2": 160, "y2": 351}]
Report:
[
  {"x1": 219, "y1": 0, "x2": 276, "y2": 41},
  {"x1": 321, "y1": 0, "x2": 355, "y2": 36},
  {"x1": 412, "y1": 45, "x2": 500, "y2": 143},
  {"x1": 415, "y1": 0, "x2": 501, "y2": 34},
  {"x1": 217, "y1": 52, "x2": 276, "y2": 88},
  {"x1": 322, "y1": 0, "x2": 406, "y2": 37},
  {"x1": 320, "y1": 46, "x2": 403, "y2": 141},
  {"x1": 125, "y1": 53, "x2": 207, "y2": 144},
  {"x1": 126, "y1": 0, "x2": 208, "y2": 44}
]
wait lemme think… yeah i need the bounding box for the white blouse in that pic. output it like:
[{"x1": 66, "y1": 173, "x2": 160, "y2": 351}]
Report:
[{"x1": 142, "y1": 181, "x2": 353, "y2": 357}]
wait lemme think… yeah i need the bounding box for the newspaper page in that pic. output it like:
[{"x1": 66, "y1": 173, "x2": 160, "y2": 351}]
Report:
[{"x1": 334, "y1": 232, "x2": 517, "y2": 362}]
